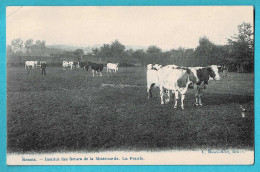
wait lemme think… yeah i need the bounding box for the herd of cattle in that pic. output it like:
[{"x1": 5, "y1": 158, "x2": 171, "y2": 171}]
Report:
[
  {"x1": 25, "y1": 61, "x2": 119, "y2": 77},
  {"x1": 147, "y1": 64, "x2": 221, "y2": 109},
  {"x1": 24, "y1": 60, "x2": 224, "y2": 109}
]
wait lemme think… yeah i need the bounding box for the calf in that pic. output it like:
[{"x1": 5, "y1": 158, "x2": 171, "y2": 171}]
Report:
[
  {"x1": 88, "y1": 62, "x2": 104, "y2": 77},
  {"x1": 192, "y1": 65, "x2": 221, "y2": 106},
  {"x1": 158, "y1": 67, "x2": 199, "y2": 109}
]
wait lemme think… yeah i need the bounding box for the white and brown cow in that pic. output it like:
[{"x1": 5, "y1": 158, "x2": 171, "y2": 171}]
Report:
[
  {"x1": 62, "y1": 61, "x2": 79, "y2": 70},
  {"x1": 192, "y1": 65, "x2": 221, "y2": 106},
  {"x1": 62, "y1": 61, "x2": 73, "y2": 70},
  {"x1": 147, "y1": 64, "x2": 163, "y2": 99},
  {"x1": 158, "y1": 67, "x2": 199, "y2": 109}
]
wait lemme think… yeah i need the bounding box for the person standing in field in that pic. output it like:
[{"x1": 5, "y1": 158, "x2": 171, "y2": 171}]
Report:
[
  {"x1": 41, "y1": 61, "x2": 46, "y2": 76},
  {"x1": 222, "y1": 65, "x2": 228, "y2": 78}
]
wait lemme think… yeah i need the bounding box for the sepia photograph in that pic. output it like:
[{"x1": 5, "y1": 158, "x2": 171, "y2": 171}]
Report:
[{"x1": 6, "y1": 6, "x2": 254, "y2": 165}]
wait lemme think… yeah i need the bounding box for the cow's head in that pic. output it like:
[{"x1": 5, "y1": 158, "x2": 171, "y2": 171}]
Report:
[
  {"x1": 147, "y1": 64, "x2": 153, "y2": 70},
  {"x1": 186, "y1": 67, "x2": 199, "y2": 83},
  {"x1": 208, "y1": 65, "x2": 221, "y2": 81}
]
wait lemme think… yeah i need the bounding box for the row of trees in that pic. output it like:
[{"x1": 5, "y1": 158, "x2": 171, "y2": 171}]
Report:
[
  {"x1": 7, "y1": 22, "x2": 254, "y2": 72},
  {"x1": 7, "y1": 39, "x2": 47, "y2": 56}
]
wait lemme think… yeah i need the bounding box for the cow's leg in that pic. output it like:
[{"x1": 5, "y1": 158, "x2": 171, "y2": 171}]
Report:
[
  {"x1": 100, "y1": 72, "x2": 102, "y2": 77},
  {"x1": 194, "y1": 84, "x2": 199, "y2": 106},
  {"x1": 174, "y1": 90, "x2": 178, "y2": 108},
  {"x1": 147, "y1": 84, "x2": 152, "y2": 99},
  {"x1": 198, "y1": 93, "x2": 202, "y2": 106},
  {"x1": 180, "y1": 93, "x2": 185, "y2": 109},
  {"x1": 195, "y1": 94, "x2": 199, "y2": 106},
  {"x1": 160, "y1": 86, "x2": 165, "y2": 105},
  {"x1": 180, "y1": 87, "x2": 188, "y2": 109},
  {"x1": 92, "y1": 70, "x2": 95, "y2": 77},
  {"x1": 197, "y1": 88, "x2": 203, "y2": 106},
  {"x1": 165, "y1": 90, "x2": 171, "y2": 103}
]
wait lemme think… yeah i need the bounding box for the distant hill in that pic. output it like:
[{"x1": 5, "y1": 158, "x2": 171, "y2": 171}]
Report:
[
  {"x1": 46, "y1": 44, "x2": 88, "y2": 51},
  {"x1": 46, "y1": 44, "x2": 148, "y2": 52}
]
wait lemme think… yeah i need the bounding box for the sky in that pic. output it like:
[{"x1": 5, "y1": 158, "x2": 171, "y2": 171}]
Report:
[{"x1": 6, "y1": 6, "x2": 254, "y2": 50}]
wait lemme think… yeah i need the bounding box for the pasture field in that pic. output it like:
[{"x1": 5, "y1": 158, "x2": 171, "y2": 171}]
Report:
[{"x1": 7, "y1": 67, "x2": 254, "y2": 153}]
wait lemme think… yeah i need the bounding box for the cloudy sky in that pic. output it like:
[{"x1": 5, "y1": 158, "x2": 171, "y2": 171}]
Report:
[{"x1": 6, "y1": 6, "x2": 253, "y2": 50}]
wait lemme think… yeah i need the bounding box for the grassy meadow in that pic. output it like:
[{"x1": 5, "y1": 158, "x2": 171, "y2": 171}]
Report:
[{"x1": 7, "y1": 66, "x2": 254, "y2": 153}]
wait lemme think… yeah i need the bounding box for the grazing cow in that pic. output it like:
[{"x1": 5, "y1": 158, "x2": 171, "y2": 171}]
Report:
[
  {"x1": 158, "y1": 67, "x2": 199, "y2": 109},
  {"x1": 147, "y1": 64, "x2": 163, "y2": 99},
  {"x1": 192, "y1": 65, "x2": 221, "y2": 106},
  {"x1": 25, "y1": 61, "x2": 37, "y2": 69},
  {"x1": 79, "y1": 61, "x2": 89, "y2": 71},
  {"x1": 107, "y1": 63, "x2": 119, "y2": 73},
  {"x1": 88, "y1": 62, "x2": 104, "y2": 77}
]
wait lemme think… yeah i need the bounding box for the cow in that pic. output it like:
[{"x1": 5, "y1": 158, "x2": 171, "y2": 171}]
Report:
[
  {"x1": 62, "y1": 61, "x2": 73, "y2": 70},
  {"x1": 73, "y1": 61, "x2": 80, "y2": 70},
  {"x1": 107, "y1": 63, "x2": 119, "y2": 73},
  {"x1": 158, "y1": 66, "x2": 199, "y2": 109},
  {"x1": 192, "y1": 65, "x2": 221, "y2": 106},
  {"x1": 34, "y1": 61, "x2": 40, "y2": 68},
  {"x1": 40, "y1": 61, "x2": 46, "y2": 65},
  {"x1": 88, "y1": 62, "x2": 104, "y2": 77},
  {"x1": 25, "y1": 61, "x2": 37, "y2": 69},
  {"x1": 62, "y1": 61, "x2": 79, "y2": 70},
  {"x1": 147, "y1": 64, "x2": 163, "y2": 99},
  {"x1": 79, "y1": 61, "x2": 89, "y2": 71}
]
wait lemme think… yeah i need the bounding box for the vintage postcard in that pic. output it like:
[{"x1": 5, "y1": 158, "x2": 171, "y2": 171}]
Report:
[{"x1": 6, "y1": 6, "x2": 254, "y2": 165}]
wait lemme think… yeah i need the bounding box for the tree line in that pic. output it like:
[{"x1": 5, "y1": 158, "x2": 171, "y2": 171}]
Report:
[{"x1": 7, "y1": 22, "x2": 254, "y2": 72}]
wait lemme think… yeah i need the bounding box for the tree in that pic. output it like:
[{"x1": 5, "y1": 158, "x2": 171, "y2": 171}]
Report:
[
  {"x1": 146, "y1": 45, "x2": 162, "y2": 54},
  {"x1": 92, "y1": 48, "x2": 99, "y2": 56},
  {"x1": 74, "y1": 49, "x2": 84, "y2": 61},
  {"x1": 25, "y1": 39, "x2": 33, "y2": 54},
  {"x1": 11, "y1": 38, "x2": 23, "y2": 54},
  {"x1": 194, "y1": 36, "x2": 215, "y2": 66},
  {"x1": 133, "y1": 49, "x2": 145, "y2": 59},
  {"x1": 227, "y1": 22, "x2": 254, "y2": 67},
  {"x1": 6, "y1": 45, "x2": 13, "y2": 56},
  {"x1": 35, "y1": 40, "x2": 46, "y2": 55},
  {"x1": 99, "y1": 44, "x2": 111, "y2": 59},
  {"x1": 110, "y1": 40, "x2": 125, "y2": 58}
]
